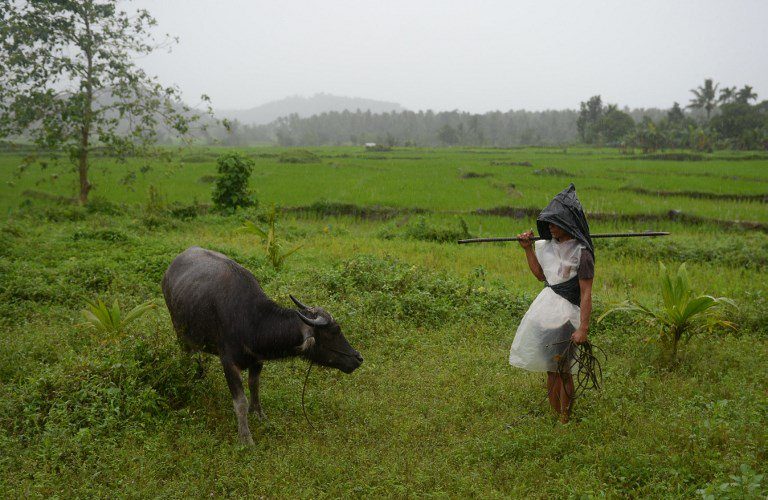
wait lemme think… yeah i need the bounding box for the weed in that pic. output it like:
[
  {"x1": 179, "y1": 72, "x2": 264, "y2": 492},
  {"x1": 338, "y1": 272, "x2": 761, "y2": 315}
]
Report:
[
  {"x1": 697, "y1": 464, "x2": 766, "y2": 499},
  {"x1": 238, "y1": 206, "x2": 301, "y2": 270},
  {"x1": 73, "y1": 229, "x2": 130, "y2": 243},
  {"x1": 533, "y1": 167, "x2": 574, "y2": 176},
  {"x1": 460, "y1": 171, "x2": 494, "y2": 179}
]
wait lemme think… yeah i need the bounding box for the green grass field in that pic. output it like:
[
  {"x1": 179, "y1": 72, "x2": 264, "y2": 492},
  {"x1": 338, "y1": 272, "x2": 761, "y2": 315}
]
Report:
[{"x1": 1, "y1": 146, "x2": 766, "y2": 497}]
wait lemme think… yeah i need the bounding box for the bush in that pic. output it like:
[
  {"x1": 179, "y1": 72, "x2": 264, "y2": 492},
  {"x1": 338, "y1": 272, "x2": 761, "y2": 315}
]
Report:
[
  {"x1": 277, "y1": 149, "x2": 321, "y2": 164},
  {"x1": 8, "y1": 334, "x2": 205, "y2": 442},
  {"x1": 72, "y1": 229, "x2": 130, "y2": 243},
  {"x1": 314, "y1": 254, "x2": 528, "y2": 328},
  {"x1": 379, "y1": 216, "x2": 472, "y2": 243},
  {"x1": 212, "y1": 153, "x2": 256, "y2": 213},
  {"x1": 85, "y1": 196, "x2": 123, "y2": 216}
]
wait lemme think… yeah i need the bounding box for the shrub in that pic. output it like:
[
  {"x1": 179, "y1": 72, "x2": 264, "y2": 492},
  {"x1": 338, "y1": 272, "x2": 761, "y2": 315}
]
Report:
[
  {"x1": 85, "y1": 196, "x2": 123, "y2": 216},
  {"x1": 697, "y1": 464, "x2": 765, "y2": 499},
  {"x1": 11, "y1": 334, "x2": 205, "y2": 441},
  {"x1": 277, "y1": 149, "x2": 321, "y2": 164},
  {"x1": 212, "y1": 153, "x2": 256, "y2": 212},
  {"x1": 72, "y1": 229, "x2": 129, "y2": 243},
  {"x1": 379, "y1": 216, "x2": 472, "y2": 243},
  {"x1": 314, "y1": 254, "x2": 528, "y2": 328},
  {"x1": 532, "y1": 167, "x2": 574, "y2": 176}
]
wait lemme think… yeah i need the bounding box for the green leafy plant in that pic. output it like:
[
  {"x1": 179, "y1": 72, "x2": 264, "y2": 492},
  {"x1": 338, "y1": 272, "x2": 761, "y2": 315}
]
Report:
[
  {"x1": 598, "y1": 262, "x2": 736, "y2": 365},
  {"x1": 697, "y1": 464, "x2": 765, "y2": 499},
  {"x1": 81, "y1": 298, "x2": 156, "y2": 334},
  {"x1": 238, "y1": 206, "x2": 301, "y2": 270},
  {"x1": 212, "y1": 153, "x2": 256, "y2": 212}
]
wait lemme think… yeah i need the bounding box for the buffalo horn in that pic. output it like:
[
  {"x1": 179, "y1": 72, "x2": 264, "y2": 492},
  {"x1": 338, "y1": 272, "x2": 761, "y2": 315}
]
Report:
[
  {"x1": 290, "y1": 294, "x2": 310, "y2": 311},
  {"x1": 296, "y1": 310, "x2": 329, "y2": 327}
]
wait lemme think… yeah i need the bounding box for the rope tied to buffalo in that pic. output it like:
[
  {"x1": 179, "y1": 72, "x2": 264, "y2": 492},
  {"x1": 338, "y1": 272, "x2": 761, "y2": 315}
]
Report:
[{"x1": 302, "y1": 361, "x2": 316, "y2": 431}]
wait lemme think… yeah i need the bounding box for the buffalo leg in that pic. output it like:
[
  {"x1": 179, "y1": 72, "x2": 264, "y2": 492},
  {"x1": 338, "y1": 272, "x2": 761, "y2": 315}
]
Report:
[
  {"x1": 195, "y1": 352, "x2": 207, "y2": 379},
  {"x1": 220, "y1": 357, "x2": 254, "y2": 445},
  {"x1": 248, "y1": 362, "x2": 266, "y2": 420}
]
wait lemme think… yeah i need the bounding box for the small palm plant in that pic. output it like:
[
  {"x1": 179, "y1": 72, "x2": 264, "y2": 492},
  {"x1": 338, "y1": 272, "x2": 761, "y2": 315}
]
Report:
[
  {"x1": 81, "y1": 298, "x2": 156, "y2": 334},
  {"x1": 238, "y1": 205, "x2": 301, "y2": 270},
  {"x1": 598, "y1": 262, "x2": 736, "y2": 365}
]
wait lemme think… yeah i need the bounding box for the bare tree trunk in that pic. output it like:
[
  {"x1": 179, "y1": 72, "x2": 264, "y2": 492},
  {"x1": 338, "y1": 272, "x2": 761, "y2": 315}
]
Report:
[
  {"x1": 78, "y1": 126, "x2": 90, "y2": 205},
  {"x1": 78, "y1": 7, "x2": 94, "y2": 205}
]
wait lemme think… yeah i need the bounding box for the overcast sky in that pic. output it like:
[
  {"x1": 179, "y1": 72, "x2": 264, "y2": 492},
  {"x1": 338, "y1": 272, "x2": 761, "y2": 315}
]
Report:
[{"x1": 132, "y1": 0, "x2": 768, "y2": 113}]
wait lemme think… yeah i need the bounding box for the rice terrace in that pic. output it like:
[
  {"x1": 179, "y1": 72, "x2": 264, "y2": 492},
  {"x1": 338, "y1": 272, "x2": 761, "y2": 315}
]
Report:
[
  {"x1": 1, "y1": 146, "x2": 767, "y2": 497},
  {"x1": 2, "y1": 0, "x2": 768, "y2": 498}
]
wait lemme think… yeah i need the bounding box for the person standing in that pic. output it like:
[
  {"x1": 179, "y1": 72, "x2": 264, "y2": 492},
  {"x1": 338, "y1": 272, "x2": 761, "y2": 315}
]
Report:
[{"x1": 509, "y1": 184, "x2": 595, "y2": 423}]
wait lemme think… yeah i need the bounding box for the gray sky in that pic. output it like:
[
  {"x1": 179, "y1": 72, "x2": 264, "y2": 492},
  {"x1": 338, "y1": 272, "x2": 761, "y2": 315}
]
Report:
[{"x1": 132, "y1": 0, "x2": 768, "y2": 113}]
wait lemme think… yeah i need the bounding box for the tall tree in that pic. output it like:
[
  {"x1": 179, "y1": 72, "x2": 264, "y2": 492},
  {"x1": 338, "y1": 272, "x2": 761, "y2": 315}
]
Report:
[
  {"x1": 687, "y1": 78, "x2": 720, "y2": 120},
  {"x1": 0, "y1": 0, "x2": 207, "y2": 204},
  {"x1": 718, "y1": 86, "x2": 737, "y2": 105},
  {"x1": 735, "y1": 85, "x2": 758, "y2": 104},
  {"x1": 667, "y1": 102, "x2": 686, "y2": 124},
  {"x1": 597, "y1": 105, "x2": 635, "y2": 143},
  {"x1": 576, "y1": 95, "x2": 603, "y2": 142}
]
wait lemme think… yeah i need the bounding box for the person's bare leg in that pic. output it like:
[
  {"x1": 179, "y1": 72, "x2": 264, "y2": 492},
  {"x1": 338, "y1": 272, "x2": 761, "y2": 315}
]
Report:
[
  {"x1": 547, "y1": 372, "x2": 560, "y2": 414},
  {"x1": 559, "y1": 373, "x2": 574, "y2": 423}
]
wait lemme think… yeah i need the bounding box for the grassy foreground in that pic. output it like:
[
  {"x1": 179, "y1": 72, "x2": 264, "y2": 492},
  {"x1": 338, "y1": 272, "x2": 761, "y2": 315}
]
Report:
[{"x1": 1, "y1": 147, "x2": 766, "y2": 497}]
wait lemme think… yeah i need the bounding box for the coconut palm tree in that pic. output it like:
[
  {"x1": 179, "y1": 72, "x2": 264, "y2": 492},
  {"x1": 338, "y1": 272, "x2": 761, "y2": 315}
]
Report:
[
  {"x1": 688, "y1": 78, "x2": 720, "y2": 120},
  {"x1": 718, "y1": 86, "x2": 737, "y2": 104},
  {"x1": 736, "y1": 85, "x2": 758, "y2": 104},
  {"x1": 598, "y1": 263, "x2": 735, "y2": 365}
]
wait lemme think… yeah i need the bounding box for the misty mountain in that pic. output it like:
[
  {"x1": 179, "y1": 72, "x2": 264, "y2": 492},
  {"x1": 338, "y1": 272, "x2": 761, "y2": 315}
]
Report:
[{"x1": 216, "y1": 93, "x2": 406, "y2": 125}]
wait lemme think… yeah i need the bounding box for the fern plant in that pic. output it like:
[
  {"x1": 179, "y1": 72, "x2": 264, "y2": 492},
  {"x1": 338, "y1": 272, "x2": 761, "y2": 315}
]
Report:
[
  {"x1": 81, "y1": 298, "x2": 156, "y2": 334},
  {"x1": 598, "y1": 262, "x2": 736, "y2": 365},
  {"x1": 238, "y1": 206, "x2": 301, "y2": 270}
]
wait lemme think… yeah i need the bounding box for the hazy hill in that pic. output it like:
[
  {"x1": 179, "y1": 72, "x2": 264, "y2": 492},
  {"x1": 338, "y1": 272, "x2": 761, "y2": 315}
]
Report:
[{"x1": 217, "y1": 93, "x2": 406, "y2": 125}]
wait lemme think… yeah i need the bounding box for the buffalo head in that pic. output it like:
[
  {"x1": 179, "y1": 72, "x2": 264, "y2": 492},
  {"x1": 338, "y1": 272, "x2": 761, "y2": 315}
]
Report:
[{"x1": 291, "y1": 295, "x2": 363, "y2": 374}]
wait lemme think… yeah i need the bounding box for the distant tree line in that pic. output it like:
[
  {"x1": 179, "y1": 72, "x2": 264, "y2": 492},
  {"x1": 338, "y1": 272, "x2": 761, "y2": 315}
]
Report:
[
  {"x1": 203, "y1": 108, "x2": 665, "y2": 148},
  {"x1": 577, "y1": 80, "x2": 768, "y2": 152},
  {"x1": 201, "y1": 79, "x2": 766, "y2": 151},
  {"x1": 203, "y1": 109, "x2": 581, "y2": 148}
]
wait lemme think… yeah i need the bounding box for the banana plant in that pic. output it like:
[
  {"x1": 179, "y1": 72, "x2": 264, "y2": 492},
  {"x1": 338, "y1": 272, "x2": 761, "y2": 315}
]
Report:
[
  {"x1": 81, "y1": 298, "x2": 156, "y2": 334},
  {"x1": 238, "y1": 206, "x2": 301, "y2": 270},
  {"x1": 598, "y1": 262, "x2": 736, "y2": 365}
]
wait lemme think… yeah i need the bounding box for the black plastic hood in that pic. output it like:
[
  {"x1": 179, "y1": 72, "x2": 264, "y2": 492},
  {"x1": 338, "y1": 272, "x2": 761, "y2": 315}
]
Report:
[{"x1": 536, "y1": 183, "x2": 594, "y2": 260}]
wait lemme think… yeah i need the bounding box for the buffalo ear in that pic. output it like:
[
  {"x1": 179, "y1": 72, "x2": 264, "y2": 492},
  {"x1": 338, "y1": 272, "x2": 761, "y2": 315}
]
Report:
[{"x1": 298, "y1": 336, "x2": 316, "y2": 352}]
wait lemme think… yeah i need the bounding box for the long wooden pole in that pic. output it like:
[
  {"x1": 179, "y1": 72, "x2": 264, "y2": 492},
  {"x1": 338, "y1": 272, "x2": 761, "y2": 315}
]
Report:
[{"x1": 457, "y1": 231, "x2": 670, "y2": 244}]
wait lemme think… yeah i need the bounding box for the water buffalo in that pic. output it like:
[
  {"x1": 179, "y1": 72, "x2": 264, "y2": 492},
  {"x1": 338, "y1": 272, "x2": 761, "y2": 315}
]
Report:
[{"x1": 161, "y1": 246, "x2": 363, "y2": 444}]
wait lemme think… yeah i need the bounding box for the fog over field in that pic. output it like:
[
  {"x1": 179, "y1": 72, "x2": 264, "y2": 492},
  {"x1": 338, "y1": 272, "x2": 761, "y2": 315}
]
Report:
[{"x1": 133, "y1": 0, "x2": 768, "y2": 113}]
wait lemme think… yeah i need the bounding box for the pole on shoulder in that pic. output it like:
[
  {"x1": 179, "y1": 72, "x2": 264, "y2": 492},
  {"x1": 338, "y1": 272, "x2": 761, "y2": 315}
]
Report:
[{"x1": 457, "y1": 231, "x2": 670, "y2": 245}]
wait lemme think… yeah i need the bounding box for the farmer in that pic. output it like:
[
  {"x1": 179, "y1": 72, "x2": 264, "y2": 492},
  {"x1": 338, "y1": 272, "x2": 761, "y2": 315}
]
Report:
[{"x1": 508, "y1": 184, "x2": 594, "y2": 423}]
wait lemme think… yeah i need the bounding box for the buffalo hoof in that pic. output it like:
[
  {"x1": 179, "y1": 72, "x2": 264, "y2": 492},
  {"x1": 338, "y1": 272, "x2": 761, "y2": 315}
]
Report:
[
  {"x1": 249, "y1": 406, "x2": 267, "y2": 421},
  {"x1": 238, "y1": 432, "x2": 254, "y2": 446}
]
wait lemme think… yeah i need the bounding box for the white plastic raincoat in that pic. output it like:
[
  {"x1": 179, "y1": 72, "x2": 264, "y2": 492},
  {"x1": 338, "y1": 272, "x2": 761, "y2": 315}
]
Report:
[{"x1": 509, "y1": 238, "x2": 585, "y2": 373}]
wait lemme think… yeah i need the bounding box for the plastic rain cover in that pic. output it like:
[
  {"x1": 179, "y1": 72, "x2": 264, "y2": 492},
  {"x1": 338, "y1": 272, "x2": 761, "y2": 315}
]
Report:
[{"x1": 509, "y1": 184, "x2": 592, "y2": 372}]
